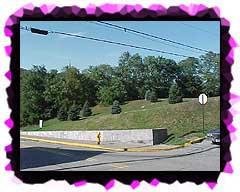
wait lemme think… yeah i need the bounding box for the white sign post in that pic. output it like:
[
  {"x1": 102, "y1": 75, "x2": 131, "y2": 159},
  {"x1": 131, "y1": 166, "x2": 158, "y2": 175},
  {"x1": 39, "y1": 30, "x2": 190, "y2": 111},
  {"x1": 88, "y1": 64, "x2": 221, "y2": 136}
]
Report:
[
  {"x1": 198, "y1": 93, "x2": 208, "y2": 105},
  {"x1": 198, "y1": 93, "x2": 208, "y2": 134},
  {"x1": 39, "y1": 120, "x2": 43, "y2": 129}
]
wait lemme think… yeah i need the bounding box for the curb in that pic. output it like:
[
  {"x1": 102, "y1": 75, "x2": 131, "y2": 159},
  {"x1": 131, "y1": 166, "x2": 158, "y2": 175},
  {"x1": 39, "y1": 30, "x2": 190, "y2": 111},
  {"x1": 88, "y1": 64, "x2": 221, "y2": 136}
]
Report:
[
  {"x1": 20, "y1": 136, "x2": 124, "y2": 152},
  {"x1": 20, "y1": 136, "x2": 206, "y2": 152}
]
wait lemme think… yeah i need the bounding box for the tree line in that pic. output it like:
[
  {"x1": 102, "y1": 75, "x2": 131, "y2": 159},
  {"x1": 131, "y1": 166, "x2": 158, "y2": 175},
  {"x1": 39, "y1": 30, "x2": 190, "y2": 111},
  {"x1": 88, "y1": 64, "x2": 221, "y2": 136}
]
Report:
[{"x1": 20, "y1": 51, "x2": 219, "y2": 126}]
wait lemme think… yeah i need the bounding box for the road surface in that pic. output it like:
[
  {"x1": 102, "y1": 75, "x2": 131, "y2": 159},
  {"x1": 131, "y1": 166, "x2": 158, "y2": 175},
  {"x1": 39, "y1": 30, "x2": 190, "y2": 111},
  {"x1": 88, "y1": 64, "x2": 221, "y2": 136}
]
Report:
[{"x1": 20, "y1": 138, "x2": 220, "y2": 171}]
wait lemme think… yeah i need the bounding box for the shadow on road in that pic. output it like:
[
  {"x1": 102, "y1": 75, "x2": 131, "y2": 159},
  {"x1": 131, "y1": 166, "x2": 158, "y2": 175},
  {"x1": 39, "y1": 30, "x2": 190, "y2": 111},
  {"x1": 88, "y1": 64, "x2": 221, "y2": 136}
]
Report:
[
  {"x1": 20, "y1": 147, "x2": 107, "y2": 170},
  {"x1": 54, "y1": 145, "x2": 219, "y2": 171}
]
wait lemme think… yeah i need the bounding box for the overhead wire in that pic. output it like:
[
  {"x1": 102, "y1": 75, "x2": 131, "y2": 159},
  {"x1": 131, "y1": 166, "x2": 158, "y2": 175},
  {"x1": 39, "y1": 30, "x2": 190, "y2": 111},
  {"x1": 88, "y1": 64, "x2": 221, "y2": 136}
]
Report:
[
  {"x1": 97, "y1": 21, "x2": 210, "y2": 53},
  {"x1": 20, "y1": 25, "x2": 197, "y2": 58},
  {"x1": 87, "y1": 21, "x2": 203, "y2": 54},
  {"x1": 178, "y1": 22, "x2": 219, "y2": 36}
]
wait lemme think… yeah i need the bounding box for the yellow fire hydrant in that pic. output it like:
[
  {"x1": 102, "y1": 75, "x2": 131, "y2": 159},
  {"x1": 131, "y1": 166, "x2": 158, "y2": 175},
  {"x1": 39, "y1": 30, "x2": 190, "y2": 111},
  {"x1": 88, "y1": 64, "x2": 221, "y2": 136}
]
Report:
[{"x1": 96, "y1": 132, "x2": 101, "y2": 145}]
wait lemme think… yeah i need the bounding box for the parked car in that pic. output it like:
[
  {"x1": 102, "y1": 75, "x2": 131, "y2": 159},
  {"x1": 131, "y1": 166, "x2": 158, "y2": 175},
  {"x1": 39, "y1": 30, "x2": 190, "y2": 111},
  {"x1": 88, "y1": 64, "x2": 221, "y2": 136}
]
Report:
[{"x1": 207, "y1": 128, "x2": 220, "y2": 144}]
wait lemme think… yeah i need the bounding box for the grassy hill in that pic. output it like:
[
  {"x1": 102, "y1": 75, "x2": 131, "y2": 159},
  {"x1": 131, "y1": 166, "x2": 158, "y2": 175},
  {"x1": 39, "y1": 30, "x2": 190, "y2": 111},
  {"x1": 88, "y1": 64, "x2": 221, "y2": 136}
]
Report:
[{"x1": 22, "y1": 97, "x2": 220, "y2": 144}]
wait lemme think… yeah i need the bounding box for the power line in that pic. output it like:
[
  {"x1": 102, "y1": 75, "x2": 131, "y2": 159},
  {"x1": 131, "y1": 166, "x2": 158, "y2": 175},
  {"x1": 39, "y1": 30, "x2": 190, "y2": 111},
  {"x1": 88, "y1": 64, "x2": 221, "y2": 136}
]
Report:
[
  {"x1": 20, "y1": 25, "x2": 195, "y2": 58},
  {"x1": 20, "y1": 26, "x2": 30, "y2": 31},
  {"x1": 87, "y1": 21, "x2": 203, "y2": 54},
  {"x1": 86, "y1": 21, "x2": 123, "y2": 32},
  {"x1": 53, "y1": 31, "x2": 193, "y2": 58},
  {"x1": 178, "y1": 22, "x2": 219, "y2": 36},
  {"x1": 97, "y1": 21, "x2": 210, "y2": 53}
]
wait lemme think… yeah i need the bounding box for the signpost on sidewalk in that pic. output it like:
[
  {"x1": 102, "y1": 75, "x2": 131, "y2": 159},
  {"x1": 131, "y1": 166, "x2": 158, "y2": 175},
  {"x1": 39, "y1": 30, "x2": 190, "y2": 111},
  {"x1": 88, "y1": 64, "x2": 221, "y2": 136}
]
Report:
[
  {"x1": 39, "y1": 120, "x2": 43, "y2": 129},
  {"x1": 198, "y1": 93, "x2": 208, "y2": 134}
]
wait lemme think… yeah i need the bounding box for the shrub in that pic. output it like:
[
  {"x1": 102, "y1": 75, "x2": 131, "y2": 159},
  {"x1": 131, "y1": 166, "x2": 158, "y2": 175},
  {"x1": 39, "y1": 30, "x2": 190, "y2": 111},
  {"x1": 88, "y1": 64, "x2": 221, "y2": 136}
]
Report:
[
  {"x1": 168, "y1": 84, "x2": 183, "y2": 104},
  {"x1": 150, "y1": 91, "x2": 157, "y2": 102},
  {"x1": 145, "y1": 90, "x2": 151, "y2": 101},
  {"x1": 82, "y1": 101, "x2": 92, "y2": 117},
  {"x1": 57, "y1": 106, "x2": 68, "y2": 121},
  {"x1": 111, "y1": 100, "x2": 122, "y2": 114},
  {"x1": 68, "y1": 104, "x2": 81, "y2": 121}
]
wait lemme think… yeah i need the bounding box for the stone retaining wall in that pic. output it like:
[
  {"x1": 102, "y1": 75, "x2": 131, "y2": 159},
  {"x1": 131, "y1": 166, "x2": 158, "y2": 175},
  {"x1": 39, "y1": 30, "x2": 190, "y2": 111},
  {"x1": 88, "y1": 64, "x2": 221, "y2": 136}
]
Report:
[{"x1": 21, "y1": 128, "x2": 167, "y2": 145}]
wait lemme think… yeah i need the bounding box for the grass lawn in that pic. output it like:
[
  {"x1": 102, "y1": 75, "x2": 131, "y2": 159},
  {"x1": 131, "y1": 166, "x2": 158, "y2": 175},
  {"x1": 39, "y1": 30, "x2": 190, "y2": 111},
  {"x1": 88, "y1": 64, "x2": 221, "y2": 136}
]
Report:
[{"x1": 22, "y1": 97, "x2": 220, "y2": 144}]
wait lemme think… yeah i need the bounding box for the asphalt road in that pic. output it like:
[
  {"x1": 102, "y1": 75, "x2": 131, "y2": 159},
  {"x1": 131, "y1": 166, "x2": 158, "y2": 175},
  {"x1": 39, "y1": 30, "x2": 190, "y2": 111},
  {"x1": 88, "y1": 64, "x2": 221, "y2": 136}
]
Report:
[{"x1": 20, "y1": 138, "x2": 220, "y2": 171}]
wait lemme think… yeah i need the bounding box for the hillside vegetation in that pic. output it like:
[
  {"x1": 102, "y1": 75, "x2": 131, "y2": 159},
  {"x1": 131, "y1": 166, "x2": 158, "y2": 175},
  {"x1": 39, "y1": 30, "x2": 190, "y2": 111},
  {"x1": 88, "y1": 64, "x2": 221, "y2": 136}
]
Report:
[
  {"x1": 22, "y1": 97, "x2": 220, "y2": 144},
  {"x1": 20, "y1": 52, "x2": 220, "y2": 126}
]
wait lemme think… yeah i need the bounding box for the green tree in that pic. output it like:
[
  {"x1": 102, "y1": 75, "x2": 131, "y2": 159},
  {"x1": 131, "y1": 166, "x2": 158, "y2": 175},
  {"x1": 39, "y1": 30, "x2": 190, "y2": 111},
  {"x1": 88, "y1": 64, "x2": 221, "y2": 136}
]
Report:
[
  {"x1": 82, "y1": 101, "x2": 92, "y2": 117},
  {"x1": 98, "y1": 77, "x2": 127, "y2": 105},
  {"x1": 21, "y1": 65, "x2": 47, "y2": 125},
  {"x1": 80, "y1": 74, "x2": 98, "y2": 106},
  {"x1": 62, "y1": 66, "x2": 82, "y2": 108},
  {"x1": 118, "y1": 51, "x2": 131, "y2": 67},
  {"x1": 168, "y1": 84, "x2": 183, "y2": 104},
  {"x1": 177, "y1": 57, "x2": 203, "y2": 97},
  {"x1": 127, "y1": 53, "x2": 144, "y2": 99},
  {"x1": 84, "y1": 64, "x2": 114, "y2": 87},
  {"x1": 143, "y1": 56, "x2": 179, "y2": 98},
  {"x1": 83, "y1": 64, "x2": 114, "y2": 105},
  {"x1": 199, "y1": 52, "x2": 220, "y2": 96},
  {"x1": 44, "y1": 70, "x2": 64, "y2": 119},
  {"x1": 68, "y1": 104, "x2": 81, "y2": 121},
  {"x1": 111, "y1": 100, "x2": 122, "y2": 114},
  {"x1": 98, "y1": 86, "x2": 113, "y2": 106},
  {"x1": 20, "y1": 68, "x2": 30, "y2": 125},
  {"x1": 116, "y1": 52, "x2": 143, "y2": 100}
]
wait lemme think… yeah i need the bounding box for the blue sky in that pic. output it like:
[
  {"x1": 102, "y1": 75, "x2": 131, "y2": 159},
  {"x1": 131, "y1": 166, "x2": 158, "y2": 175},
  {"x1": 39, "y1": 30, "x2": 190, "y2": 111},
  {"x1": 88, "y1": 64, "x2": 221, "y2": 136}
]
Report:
[{"x1": 20, "y1": 21, "x2": 220, "y2": 71}]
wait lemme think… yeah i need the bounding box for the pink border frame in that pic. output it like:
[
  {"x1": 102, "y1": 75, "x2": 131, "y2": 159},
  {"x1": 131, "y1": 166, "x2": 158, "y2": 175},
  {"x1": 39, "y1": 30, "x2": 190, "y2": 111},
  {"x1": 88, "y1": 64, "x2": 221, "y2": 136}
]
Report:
[{"x1": 4, "y1": 3, "x2": 239, "y2": 190}]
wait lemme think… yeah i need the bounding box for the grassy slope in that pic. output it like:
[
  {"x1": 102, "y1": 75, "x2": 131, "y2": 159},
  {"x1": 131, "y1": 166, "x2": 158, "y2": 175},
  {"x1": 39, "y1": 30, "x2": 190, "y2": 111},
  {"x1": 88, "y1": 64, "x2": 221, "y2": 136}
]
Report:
[{"x1": 22, "y1": 97, "x2": 220, "y2": 144}]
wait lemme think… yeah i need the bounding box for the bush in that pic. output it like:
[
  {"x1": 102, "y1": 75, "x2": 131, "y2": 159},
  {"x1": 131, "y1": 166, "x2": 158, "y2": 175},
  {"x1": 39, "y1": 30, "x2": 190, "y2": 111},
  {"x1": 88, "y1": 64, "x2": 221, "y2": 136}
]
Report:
[
  {"x1": 57, "y1": 106, "x2": 68, "y2": 121},
  {"x1": 145, "y1": 90, "x2": 151, "y2": 101},
  {"x1": 145, "y1": 90, "x2": 157, "y2": 102},
  {"x1": 168, "y1": 84, "x2": 183, "y2": 104},
  {"x1": 82, "y1": 101, "x2": 92, "y2": 117},
  {"x1": 150, "y1": 91, "x2": 157, "y2": 102},
  {"x1": 111, "y1": 100, "x2": 122, "y2": 114},
  {"x1": 68, "y1": 104, "x2": 81, "y2": 121}
]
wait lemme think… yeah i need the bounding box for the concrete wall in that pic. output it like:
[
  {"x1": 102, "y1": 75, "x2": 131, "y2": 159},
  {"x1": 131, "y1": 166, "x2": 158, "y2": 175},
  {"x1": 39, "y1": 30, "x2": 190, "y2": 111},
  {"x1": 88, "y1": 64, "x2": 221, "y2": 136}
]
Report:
[{"x1": 21, "y1": 128, "x2": 167, "y2": 145}]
